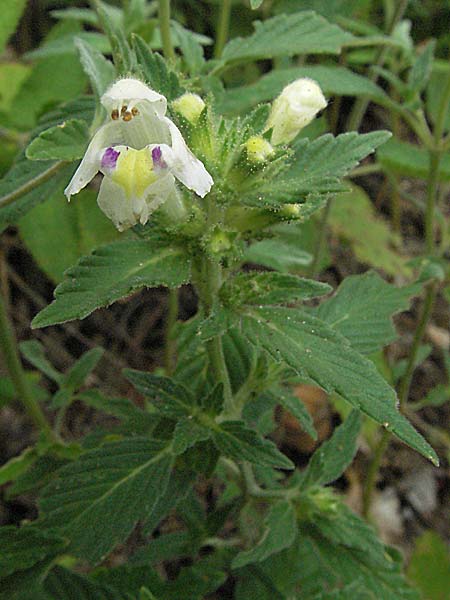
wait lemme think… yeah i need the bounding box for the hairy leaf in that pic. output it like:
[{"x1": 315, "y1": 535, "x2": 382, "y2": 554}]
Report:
[
  {"x1": 32, "y1": 240, "x2": 191, "y2": 327},
  {"x1": 75, "y1": 36, "x2": 116, "y2": 98},
  {"x1": 39, "y1": 439, "x2": 174, "y2": 564},
  {"x1": 26, "y1": 119, "x2": 90, "y2": 161}
]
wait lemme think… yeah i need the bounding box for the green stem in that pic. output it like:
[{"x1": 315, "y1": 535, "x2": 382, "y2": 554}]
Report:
[
  {"x1": 164, "y1": 288, "x2": 178, "y2": 375},
  {"x1": 158, "y1": 0, "x2": 175, "y2": 61},
  {"x1": 0, "y1": 162, "x2": 65, "y2": 209},
  {"x1": 241, "y1": 462, "x2": 297, "y2": 499},
  {"x1": 346, "y1": 0, "x2": 410, "y2": 132},
  {"x1": 362, "y1": 429, "x2": 390, "y2": 517},
  {"x1": 214, "y1": 0, "x2": 232, "y2": 59},
  {"x1": 0, "y1": 290, "x2": 57, "y2": 443}
]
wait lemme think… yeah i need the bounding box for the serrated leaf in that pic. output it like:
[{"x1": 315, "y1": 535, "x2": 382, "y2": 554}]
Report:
[
  {"x1": 172, "y1": 418, "x2": 210, "y2": 454},
  {"x1": 241, "y1": 306, "x2": 438, "y2": 464},
  {"x1": 26, "y1": 119, "x2": 90, "y2": 161},
  {"x1": 39, "y1": 438, "x2": 174, "y2": 564},
  {"x1": 222, "y1": 272, "x2": 331, "y2": 306},
  {"x1": 232, "y1": 500, "x2": 297, "y2": 568},
  {"x1": 125, "y1": 371, "x2": 194, "y2": 418},
  {"x1": 32, "y1": 240, "x2": 191, "y2": 328},
  {"x1": 315, "y1": 271, "x2": 421, "y2": 355},
  {"x1": 75, "y1": 37, "x2": 116, "y2": 98},
  {"x1": 244, "y1": 239, "x2": 312, "y2": 272},
  {"x1": 301, "y1": 411, "x2": 361, "y2": 488},
  {"x1": 220, "y1": 12, "x2": 354, "y2": 67},
  {"x1": 0, "y1": 526, "x2": 66, "y2": 579},
  {"x1": 212, "y1": 420, "x2": 294, "y2": 469},
  {"x1": 218, "y1": 65, "x2": 388, "y2": 115},
  {"x1": 253, "y1": 131, "x2": 391, "y2": 205},
  {"x1": 133, "y1": 35, "x2": 184, "y2": 100}
]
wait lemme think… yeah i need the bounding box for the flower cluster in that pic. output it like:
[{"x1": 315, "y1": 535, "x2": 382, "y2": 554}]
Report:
[{"x1": 66, "y1": 77, "x2": 326, "y2": 231}]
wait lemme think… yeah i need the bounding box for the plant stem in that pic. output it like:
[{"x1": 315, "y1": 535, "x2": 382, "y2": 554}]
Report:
[
  {"x1": 0, "y1": 162, "x2": 65, "y2": 209},
  {"x1": 164, "y1": 288, "x2": 179, "y2": 375},
  {"x1": 158, "y1": 0, "x2": 175, "y2": 61},
  {"x1": 214, "y1": 0, "x2": 232, "y2": 59},
  {"x1": 0, "y1": 290, "x2": 57, "y2": 443},
  {"x1": 346, "y1": 0, "x2": 410, "y2": 132}
]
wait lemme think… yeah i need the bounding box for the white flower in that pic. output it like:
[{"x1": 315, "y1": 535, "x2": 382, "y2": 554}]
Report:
[
  {"x1": 65, "y1": 78, "x2": 213, "y2": 231},
  {"x1": 266, "y1": 78, "x2": 327, "y2": 145}
]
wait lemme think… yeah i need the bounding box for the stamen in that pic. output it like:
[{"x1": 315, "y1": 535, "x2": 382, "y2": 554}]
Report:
[
  {"x1": 111, "y1": 109, "x2": 119, "y2": 120},
  {"x1": 121, "y1": 105, "x2": 128, "y2": 115},
  {"x1": 131, "y1": 107, "x2": 139, "y2": 116},
  {"x1": 123, "y1": 111, "x2": 133, "y2": 122}
]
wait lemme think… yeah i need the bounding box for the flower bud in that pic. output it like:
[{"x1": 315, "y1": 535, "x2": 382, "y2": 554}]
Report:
[
  {"x1": 266, "y1": 78, "x2": 327, "y2": 145},
  {"x1": 244, "y1": 135, "x2": 274, "y2": 163},
  {"x1": 172, "y1": 93, "x2": 205, "y2": 124}
]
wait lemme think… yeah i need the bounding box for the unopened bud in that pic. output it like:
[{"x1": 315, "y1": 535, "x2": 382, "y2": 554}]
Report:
[
  {"x1": 172, "y1": 93, "x2": 205, "y2": 123},
  {"x1": 244, "y1": 135, "x2": 274, "y2": 163},
  {"x1": 266, "y1": 78, "x2": 327, "y2": 145}
]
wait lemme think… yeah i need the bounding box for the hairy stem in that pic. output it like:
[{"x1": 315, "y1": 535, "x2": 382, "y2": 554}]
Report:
[
  {"x1": 0, "y1": 289, "x2": 57, "y2": 443},
  {"x1": 0, "y1": 161, "x2": 65, "y2": 209},
  {"x1": 158, "y1": 0, "x2": 175, "y2": 61},
  {"x1": 214, "y1": 0, "x2": 232, "y2": 59}
]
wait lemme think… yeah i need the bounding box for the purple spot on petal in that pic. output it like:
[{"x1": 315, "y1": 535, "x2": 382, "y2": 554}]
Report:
[
  {"x1": 152, "y1": 146, "x2": 167, "y2": 169},
  {"x1": 101, "y1": 147, "x2": 120, "y2": 170}
]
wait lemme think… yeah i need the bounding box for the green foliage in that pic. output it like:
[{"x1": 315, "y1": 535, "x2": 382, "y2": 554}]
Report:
[
  {"x1": 19, "y1": 189, "x2": 119, "y2": 283},
  {"x1": 328, "y1": 185, "x2": 412, "y2": 276},
  {"x1": 32, "y1": 239, "x2": 191, "y2": 327},
  {"x1": 315, "y1": 271, "x2": 422, "y2": 355},
  {"x1": 26, "y1": 119, "x2": 90, "y2": 161},
  {"x1": 377, "y1": 138, "x2": 450, "y2": 181},
  {"x1": 243, "y1": 238, "x2": 312, "y2": 272},
  {"x1": 39, "y1": 438, "x2": 174, "y2": 564},
  {"x1": 407, "y1": 531, "x2": 450, "y2": 600},
  {"x1": 75, "y1": 37, "x2": 116, "y2": 98},
  {"x1": 220, "y1": 12, "x2": 354, "y2": 66},
  {"x1": 240, "y1": 306, "x2": 438, "y2": 464},
  {"x1": 0, "y1": 0, "x2": 28, "y2": 54}
]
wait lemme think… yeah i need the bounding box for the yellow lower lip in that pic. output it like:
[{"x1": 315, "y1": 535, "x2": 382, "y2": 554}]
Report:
[{"x1": 111, "y1": 147, "x2": 158, "y2": 199}]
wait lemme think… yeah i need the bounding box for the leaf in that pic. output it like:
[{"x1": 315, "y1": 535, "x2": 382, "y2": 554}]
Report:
[
  {"x1": 218, "y1": 65, "x2": 388, "y2": 115},
  {"x1": 0, "y1": 448, "x2": 37, "y2": 486},
  {"x1": 276, "y1": 389, "x2": 317, "y2": 440},
  {"x1": 170, "y1": 22, "x2": 205, "y2": 75},
  {"x1": 20, "y1": 340, "x2": 62, "y2": 384},
  {"x1": 377, "y1": 138, "x2": 450, "y2": 182},
  {"x1": 132, "y1": 35, "x2": 185, "y2": 100},
  {"x1": 232, "y1": 500, "x2": 297, "y2": 568},
  {"x1": 0, "y1": 0, "x2": 27, "y2": 54},
  {"x1": 221, "y1": 272, "x2": 332, "y2": 306},
  {"x1": 0, "y1": 159, "x2": 73, "y2": 233},
  {"x1": 407, "y1": 40, "x2": 435, "y2": 95},
  {"x1": 0, "y1": 63, "x2": 31, "y2": 113},
  {"x1": 315, "y1": 271, "x2": 421, "y2": 355},
  {"x1": 39, "y1": 438, "x2": 174, "y2": 564},
  {"x1": 26, "y1": 119, "x2": 90, "y2": 162},
  {"x1": 124, "y1": 371, "x2": 195, "y2": 418},
  {"x1": 220, "y1": 12, "x2": 354, "y2": 66},
  {"x1": 0, "y1": 526, "x2": 66, "y2": 579},
  {"x1": 250, "y1": 0, "x2": 264, "y2": 8},
  {"x1": 75, "y1": 36, "x2": 116, "y2": 98},
  {"x1": 172, "y1": 418, "x2": 210, "y2": 454},
  {"x1": 19, "y1": 188, "x2": 119, "y2": 283},
  {"x1": 44, "y1": 566, "x2": 123, "y2": 600},
  {"x1": 244, "y1": 238, "x2": 312, "y2": 272},
  {"x1": 51, "y1": 347, "x2": 104, "y2": 408},
  {"x1": 328, "y1": 184, "x2": 411, "y2": 276},
  {"x1": 301, "y1": 411, "x2": 361, "y2": 487},
  {"x1": 240, "y1": 305, "x2": 438, "y2": 464},
  {"x1": 426, "y1": 60, "x2": 450, "y2": 133},
  {"x1": 408, "y1": 531, "x2": 450, "y2": 600},
  {"x1": 212, "y1": 420, "x2": 294, "y2": 469},
  {"x1": 32, "y1": 239, "x2": 191, "y2": 328},
  {"x1": 253, "y1": 131, "x2": 391, "y2": 205}
]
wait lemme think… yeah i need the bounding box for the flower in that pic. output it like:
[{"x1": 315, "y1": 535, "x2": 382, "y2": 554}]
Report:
[
  {"x1": 172, "y1": 93, "x2": 205, "y2": 124},
  {"x1": 265, "y1": 78, "x2": 327, "y2": 145},
  {"x1": 65, "y1": 78, "x2": 213, "y2": 231}
]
